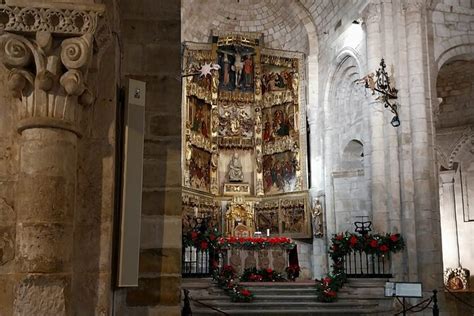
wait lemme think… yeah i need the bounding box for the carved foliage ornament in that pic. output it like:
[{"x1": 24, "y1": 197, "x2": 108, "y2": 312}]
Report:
[
  {"x1": 0, "y1": 2, "x2": 106, "y2": 135},
  {"x1": 0, "y1": 4, "x2": 102, "y2": 35},
  {"x1": 0, "y1": 32, "x2": 93, "y2": 100}
]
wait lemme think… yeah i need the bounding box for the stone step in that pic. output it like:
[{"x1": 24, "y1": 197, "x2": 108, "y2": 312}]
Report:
[
  {"x1": 190, "y1": 300, "x2": 379, "y2": 309},
  {"x1": 193, "y1": 308, "x2": 391, "y2": 316},
  {"x1": 192, "y1": 303, "x2": 391, "y2": 316},
  {"x1": 183, "y1": 277, "x2": 394, "y2": 315}
]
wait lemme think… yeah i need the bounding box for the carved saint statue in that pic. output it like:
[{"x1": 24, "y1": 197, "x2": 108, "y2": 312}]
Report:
[
  {"x1": 228, "y1": 152, "x2": 244, "y2": 182},
  {"x1": 312, "y1": 198, "x2": 323, "y2": 238}
]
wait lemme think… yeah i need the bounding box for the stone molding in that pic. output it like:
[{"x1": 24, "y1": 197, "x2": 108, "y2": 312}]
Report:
[
  {"x1": 0, "y1": 1, "x2": 104, "y2": 35},
  {"x1": 0, "y1": 1, "x2": 108, "y2": 137}
]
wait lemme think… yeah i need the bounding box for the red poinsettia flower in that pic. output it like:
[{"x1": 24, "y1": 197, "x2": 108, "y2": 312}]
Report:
[
  {"x1": 325, "y1": 290, "x2": 337, "y2": 297},
  {"x1": 323, "y1": 277, "x2": 332, "y2": 285},
  {"x1": 266, "y1": 268, "x2": 273, "y2": 274},
  {"x1": 390, "y1": 234, "x2": 398, "y2": 242},
  {"x1": 349, "y1": 235, "x2": 358, "y2": 247},
  {"x1": 209, "y1": 234, "x2": 216, "y2": 241},
  {"x1": 370, "y1": 239, "x2": 378, "y2": 248},
  {"x1": 336, "y1": 234, "x2": 344, "y2": 241},
  {"x1": 191, "y1": 231, "x2": 198, "y2": 240},
  {"x1": 240, "y1": 289, "x2": 251, "y2": 297},
  {"x1": 200, "y1": 241, "x2": 208, "y2": 250},
  {"x1": 379, "y1": 244, "x2": 389, "y2": 252},
  {"x1": 223, "y1": 265, "x2": 234, "y2": 272}
]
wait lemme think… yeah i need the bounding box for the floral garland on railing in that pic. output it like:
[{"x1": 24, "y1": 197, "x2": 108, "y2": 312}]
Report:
[
  {"x1": 183, "y1": 227, "x2": 221, "y2": 251},
  {"x1": 315, "y1": 232, "x2": 405, "y2": 302},
  {"x1": 217, "y1": 236, "x2": 296, "y2": 250},
  {"x1": 213, "y1": 265, "x2": 254, "y2": 302},
  {"x1": 240, "y1": 267, "x2": 287, "y2": 282}
]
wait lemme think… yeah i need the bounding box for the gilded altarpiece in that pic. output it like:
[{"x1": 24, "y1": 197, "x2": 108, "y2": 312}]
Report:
[{"x1": 182, "y1": 32, "x2": 310, "y2": 238}]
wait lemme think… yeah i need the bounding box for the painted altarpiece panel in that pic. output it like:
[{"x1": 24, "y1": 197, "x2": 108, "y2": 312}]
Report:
[
  {"x1": 182, "y1": 34, "x2": 310, "y2": 238},
  {"x1": 263, "y1": 151, "x2": 298, "y2": 194},
  {"x1": 188, "y1": 96, "x2": 212, "y2": 139},
  {"x1": 189, "y1": 146, "x2": 211, "y2": 192}
]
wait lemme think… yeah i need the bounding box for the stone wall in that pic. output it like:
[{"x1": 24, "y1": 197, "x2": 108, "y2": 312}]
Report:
[
  {"x1": 113, "y1": 0, "x2": 182, "y2": 315},
  {"x1": 436, "y1": 60, "x2": 474, "y2": 128}
]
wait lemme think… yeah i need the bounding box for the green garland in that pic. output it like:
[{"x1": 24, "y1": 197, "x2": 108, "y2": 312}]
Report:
[
  {"x1": 217, "y1": 236, "x2": 296, "y2": 251},
  {"x1": 316, "y1": 232, "x2": 405, "y2": 302},
  {"x1": 213, "y1": 265, "x2": 254, "y2": 302}
]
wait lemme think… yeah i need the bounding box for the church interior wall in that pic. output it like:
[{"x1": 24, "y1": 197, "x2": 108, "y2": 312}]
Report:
[
  {"x1": 0, "y1": 0, "x2": 473, "y2": 315},
  {"x1": 112, "y1": 0, "x2": 182, "y2": 315}
]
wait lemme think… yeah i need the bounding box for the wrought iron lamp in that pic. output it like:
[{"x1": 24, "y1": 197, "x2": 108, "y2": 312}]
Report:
[{"x1": 358, "y1": 58, "x2": 400, "y2": 127}]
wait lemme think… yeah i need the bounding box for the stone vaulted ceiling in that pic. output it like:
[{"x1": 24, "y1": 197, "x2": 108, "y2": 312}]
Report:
[{"x1": 182, "y1": 0, "x2": 365, "y2": 55}]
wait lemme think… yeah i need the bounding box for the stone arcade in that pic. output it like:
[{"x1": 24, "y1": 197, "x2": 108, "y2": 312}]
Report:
[{"x1": 0, "y1": 0, "x2": 473, "y2": 315}]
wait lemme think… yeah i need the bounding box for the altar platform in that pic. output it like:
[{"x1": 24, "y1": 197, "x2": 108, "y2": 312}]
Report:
[{"x1": 182, "y1": 277, "x2": 394, "y2": 315}]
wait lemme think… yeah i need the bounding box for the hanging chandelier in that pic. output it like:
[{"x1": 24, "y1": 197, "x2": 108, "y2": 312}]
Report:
[{"x1": 358, "y1": 58, "x2": 400, "y2": 127}]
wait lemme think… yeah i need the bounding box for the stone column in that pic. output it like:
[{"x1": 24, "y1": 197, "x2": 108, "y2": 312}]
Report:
[
  {"x1": 307, "y1": 110, "x2": 327, "y2": 278},
  {"x1": 364, "y1": 1, "x2": 389, "y2": 232},
  {"x1": 439, "y1": 171, "x2": 459, "y2": 269},
  {"x1": 0, "y1": 3, "x2": 105, "y2": 315},
  {"x1": 404, "y1": 0, "x2": 443, "y2": 290}
]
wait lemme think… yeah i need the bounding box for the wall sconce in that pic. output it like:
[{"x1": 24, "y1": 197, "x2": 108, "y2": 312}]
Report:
[{"x1": 357, "y1": 58, "x2": 400, "y2": 127}]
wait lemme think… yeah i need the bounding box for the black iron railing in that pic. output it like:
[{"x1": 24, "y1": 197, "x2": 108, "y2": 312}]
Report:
[
  {"x1": 182, "y1": 246, "x2": 220, "y2": 277},
  {"x1": 343, "y1": 250, "x2": 392, "y2": 278}
]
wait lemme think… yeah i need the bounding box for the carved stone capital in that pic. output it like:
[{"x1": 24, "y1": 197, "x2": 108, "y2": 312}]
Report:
[
  {"x1": 402, "y1": 0, "x2": 427, "y2": 13},
  {"x1": 0, "y1": 1, "x2": 108, "y2": 137},
  {"x1": 363, "y1": 2, "x2": 382, "y2": 25}
]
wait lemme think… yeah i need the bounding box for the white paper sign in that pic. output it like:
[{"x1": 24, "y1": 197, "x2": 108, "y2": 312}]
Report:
[{"x1": 395, "y1": 283, "x2": 423, "y2": 298}]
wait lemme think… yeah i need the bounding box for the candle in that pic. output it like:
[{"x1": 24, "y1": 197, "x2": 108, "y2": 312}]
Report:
[
  {"x1": 266, "y1": 229, "x2": 270, "y2": 237},
  {"x1": 194, "y1": 206, "x2": 198, "y2": 218}
]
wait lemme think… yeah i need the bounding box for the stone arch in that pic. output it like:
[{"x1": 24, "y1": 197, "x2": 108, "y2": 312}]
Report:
[
  {"x1": 434, "y1": 145, "x2": 450, "y2": 170},
  {"x1": 447, "y1": 128, "x2": 474, "y2": 169},
  {"x1": 342, "y1": 139, "x2": 364, "y2": 170},
  {"x1": 435, "y1": 36, "x2": 474, "y2": 71},
  {"x1": 324, "y1": 49, "x2": 365, "y2": 127}
]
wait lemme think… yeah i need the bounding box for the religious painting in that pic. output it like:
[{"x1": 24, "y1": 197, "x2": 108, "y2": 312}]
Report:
[
  {"x1": 281, "y1": 206, "x2": 305, "y2": 234},
  {"x1": 189, "y1": 96, "x2": 211, "y2": 139},
  {"x1": 262, "y1": 151, "x2": 298, "y2": 194},
  {"x1": 189, "y1": 147, "x2": 211, "y2": 191},
  {"x1": 218, "y1": 106, "x2": 254, "y2": 138},
  {"x1": 261, "y1": 64, "x2": 297, "y2": 95},
  {"x1": 262, "y1": 103, "x2": 295, "y2": 142},
  {"x1": 217, "y1": 45, "x2": 255, "y2": 93},
  {"x1": 255, "y1": 209, "x2": 279, "y2": 234}
]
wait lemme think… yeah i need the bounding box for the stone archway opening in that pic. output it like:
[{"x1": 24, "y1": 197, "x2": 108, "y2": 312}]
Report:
[{"x1": 435, "y1": 55, "x2": 474, "y2": 290}]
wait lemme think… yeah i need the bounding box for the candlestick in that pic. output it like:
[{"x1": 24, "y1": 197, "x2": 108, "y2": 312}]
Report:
[
  {"x1": 266, "y1": 229, "x2": 270, "y2": 237},
  {"x1": 194, "y1": 206, "x2": 198, "y2": 218}
]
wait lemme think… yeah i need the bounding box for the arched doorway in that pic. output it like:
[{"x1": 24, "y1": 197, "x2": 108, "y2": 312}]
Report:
[{"x1": 435, "y1": 55, "x2": 474, "y2": 290}]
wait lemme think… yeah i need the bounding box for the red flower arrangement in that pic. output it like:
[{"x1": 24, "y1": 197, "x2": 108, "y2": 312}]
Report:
[
  {"x1": 315, "y1": 232, "x2": 405, "y2": 302},
  {"x1": 240, "y1": 267, "x2": 287, "y2": 282},
  {"x1": 217, "y1": 236, "x2": 296, "y2": 251},
  {"x1": 285, "y1": 264, "x2": 301, "y2": 281},
  {"x1": 183, "y1": 227, "x2": 221, "y2": 251}
]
